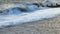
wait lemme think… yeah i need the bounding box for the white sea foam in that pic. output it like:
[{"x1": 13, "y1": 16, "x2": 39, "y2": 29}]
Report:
[{"x1": 0, "y1": 8, "x2": 60, "y2": 28}]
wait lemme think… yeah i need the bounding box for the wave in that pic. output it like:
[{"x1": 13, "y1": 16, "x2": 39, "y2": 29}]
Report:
[
  {"x1": 0, "y1": 8, "x2": 60, "y2": 28},
  {"x1": 0, "y1": 1, "x2": 60, "y2": 28}
]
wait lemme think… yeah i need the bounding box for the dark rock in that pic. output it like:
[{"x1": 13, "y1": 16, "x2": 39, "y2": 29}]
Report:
[{"x1": 46, "y1": 3, "x2": 60, "y2": 8}]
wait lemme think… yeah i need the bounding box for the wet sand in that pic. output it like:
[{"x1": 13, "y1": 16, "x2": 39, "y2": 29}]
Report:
[{"x1": 0, "y1": 16, "x2": 60, "y2": 34}]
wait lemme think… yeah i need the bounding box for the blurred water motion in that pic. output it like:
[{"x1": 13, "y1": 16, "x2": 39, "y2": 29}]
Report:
[
  {"x1": 0, "y1": 1, "x2": 60, "y2": 28},
  {"x1": 0, "y1": 3, "x2": 44, "y2": 15},
  {"x1": 0, "y1": 0, "x2": 60, "y2": 15}
]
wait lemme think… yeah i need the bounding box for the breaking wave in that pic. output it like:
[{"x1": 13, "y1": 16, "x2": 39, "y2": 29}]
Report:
[{"x1": 0, "y1": 1, "x2": 60, "y2": 28}]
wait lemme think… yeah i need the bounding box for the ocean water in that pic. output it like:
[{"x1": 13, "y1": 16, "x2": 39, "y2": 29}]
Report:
[{"x1": 0, "y1": 2, "x2": 60, "y2": 28}]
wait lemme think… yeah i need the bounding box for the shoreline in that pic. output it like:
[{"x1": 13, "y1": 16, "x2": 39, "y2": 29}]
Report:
[{"x1": 0, "y1": 16, "x2": 60, "y2": 34}]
